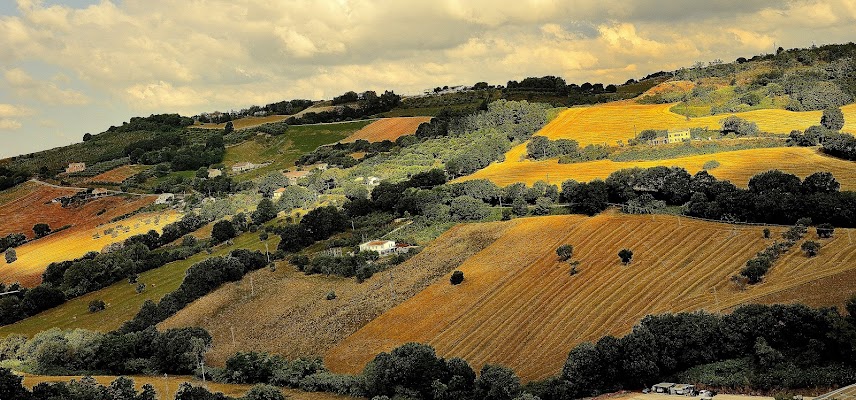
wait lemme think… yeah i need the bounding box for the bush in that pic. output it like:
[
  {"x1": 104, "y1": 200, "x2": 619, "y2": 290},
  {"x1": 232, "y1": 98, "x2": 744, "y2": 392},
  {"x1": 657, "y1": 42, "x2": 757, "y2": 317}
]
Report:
[
  {"x1": 88, "y1": 300, "x2": 105, "y2": 313},
  {"x1": 212, "y1": 219, "x2": 237, "y2": 243},
  {"x1": 326, "y1": 291, "x2": 337, "y2": 300},
  {"x1": 450, "y1": 271, "x2": 464, "y2": 285},
  {"x1": 556, "y1": 244, "x2": 573, "y2": 261},
  {"x1": 821, "y1": 107, "x2": 845, "y2": 131},
  {"x1": 763, "y1": 228, "x2": 771, "y2": 239},
  {"x1": 801, "y1": 241, "x2": 820, "y2": 257},
  {"x1": 4, "y1": 248, "x2": 15, "y2": 264},
  {"x1": 702, "y1": 160, "x2": 720, "y2": 170},
  {"x1": 245, "y1": 384, "x2": 285, "y2": 400},
  {"x1": 816, "y1": 223, "x2": 834, "y2": 238},
  {"x1": 618, "y1": 249, "x2": 633, "y2": 265},
  {"x1": 33, "y1": 223, "x2": 51, "y2": 238}
]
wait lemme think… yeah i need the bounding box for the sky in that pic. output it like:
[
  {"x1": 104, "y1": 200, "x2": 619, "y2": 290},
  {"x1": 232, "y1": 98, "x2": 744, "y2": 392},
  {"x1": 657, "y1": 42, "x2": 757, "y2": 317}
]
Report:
[{"x1": 1, "y1": 0, "x2": 855, "y2": 159}]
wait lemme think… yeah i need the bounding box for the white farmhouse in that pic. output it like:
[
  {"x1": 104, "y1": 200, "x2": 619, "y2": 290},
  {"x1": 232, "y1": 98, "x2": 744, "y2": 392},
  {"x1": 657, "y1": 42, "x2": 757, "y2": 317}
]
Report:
[
  {"x1": 359, "y1": 240, "x2": 396, "y2": 255},
  {"x1": 155, "y1": 193, "x2": 174, "y2": 205}
]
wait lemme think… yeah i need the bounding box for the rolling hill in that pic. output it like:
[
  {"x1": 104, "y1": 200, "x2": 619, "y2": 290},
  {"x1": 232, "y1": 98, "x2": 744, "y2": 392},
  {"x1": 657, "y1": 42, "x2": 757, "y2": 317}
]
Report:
[
  {"x1": 325, "y1": 212, "x2": 856, "y2": 381},
  {"x1": 457, "y1": 145, "x2": 856, "y2": 189}
]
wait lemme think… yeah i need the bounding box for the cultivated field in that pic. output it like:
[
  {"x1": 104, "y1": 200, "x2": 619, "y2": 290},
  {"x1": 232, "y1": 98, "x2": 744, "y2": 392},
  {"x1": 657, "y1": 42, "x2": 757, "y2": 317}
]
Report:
[
  {"x1": 341, "y1": 117, "x2": 432, "y2": 143},
  {"x1": 457, "y1": 146, "x2": 856, "y2": 189},
  {"x1": 539, "y1": 102, "x2": 856, "y2": 146},
  {"x1": 0, "y1": 181, "x2": 156, "y2": 239},
  {"x1": 84, "y1": 164, "x2": 149, "y2": 184},
  {"x1": 326, "y1": 212, "x2": 856, "y2": 381},
  {"x1": 0, "y1": 210, "x2": 179, "y2": 287},
  {"x1": 20, "y1": 373, "x2": 349, "y2": 400},
  {"x1": 223, "y1": 120, "x2": 371, "y2": 181},
  {"x1": 0, "y1": 233, "x2": 270, "y2": 337},
  {"x1": 159, "y1": 221, "x2": 517, "y2": 366}
]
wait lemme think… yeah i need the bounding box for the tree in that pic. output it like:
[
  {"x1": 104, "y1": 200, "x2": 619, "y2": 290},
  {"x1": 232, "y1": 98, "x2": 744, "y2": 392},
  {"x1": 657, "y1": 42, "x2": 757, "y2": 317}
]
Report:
[
  {"x1": 533, "y1": 197, "x2": 553, "y2": 215},
  {"x1": 82, "y1": 132, "x2": 93, "y2": 142},
  {"x1": 474, "y1": 364, "x2": 521, "y2": 400},
  {"x1": 618, "y1": 249, "x2": 633, "y2": 265},
  {"x1": 88, "y1": 299, "x2": 106, "y2": 313},
  {"x1": 245, "y1": 384, "x2": 285, "y2": 400},
  {"x1": 4, "y1": 248, "x2": 15, "y2": 264},
  {"x1": 511, "y1": 195, "x2": 528, "y2": 216},
  {"x1": 224, "y1": 121, "x2": 234, "y2": 134},
  {"x1": 816, "y1": 223, "x2": 834, "y2": 238},
  {"x1": 0, "y1": 367, "x2": 31, "y2": 400},
  {"x1": 801, "y1": 240, "x2": 820, "y2": 257},
  {"x1": 252, "y1": 198, "x2": 278, "y2": 224},
  {"x1": 763, "y1": 228, "x2": 771, "y2": 239},
  {"x1": 33, "y1": 223, "x2": 51, "y2": 238},
  {"x1": 821, "y1": 107, "x2": 845, "y2": 131},
  {"x1": 450, "y1": 195, "x2": 490, "y2": 221},
  {"x1": 211, "y1": 220, "x2": 237, "y2": 243},
  {"x1": 451, "y1": 271, "x2": 464, "y2": 285},
  {"x1": 556, "y1": 244, "x2": 574, "y2": 261}
]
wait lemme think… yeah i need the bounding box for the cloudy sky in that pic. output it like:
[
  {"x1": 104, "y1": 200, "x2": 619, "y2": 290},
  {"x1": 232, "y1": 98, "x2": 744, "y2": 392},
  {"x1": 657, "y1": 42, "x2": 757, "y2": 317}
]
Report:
[{"x1": 1, "y1": 0, "x2": 855, "y2": 158}]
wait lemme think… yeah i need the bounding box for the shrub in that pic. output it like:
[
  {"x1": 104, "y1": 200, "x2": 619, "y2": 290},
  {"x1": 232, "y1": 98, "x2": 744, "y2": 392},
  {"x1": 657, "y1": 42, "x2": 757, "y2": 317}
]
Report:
[
  {"x1": 801, "y1": 241, "x2": 820, "y2": 257},
  {"x1": 245, "y1": 384, "x2": 285, "y2": 400},
  {"x1": 211, "y1": 220, "x2": 237, "y2": 243},
  {"x1": 821, "y1": 107, "x2": 845, "y2": 131},
  {"x1": 556, "y1": 244, "x2": 574, "y2": 261},
  {"x1": 450, "y1": 271, "x2": 464, "y2": 285},
  {"x1": 618, "y1": 249, "x2": 633, "y2": 265},
  {"x1": 88, "y1": 300, "x2": 105, "y2": 313},
  {"x1": 4, "y1": 248, "x2": 15, "y2": 264},
  {"x1": 33, "y1": 223, "x2": 51, "y2": 238},
  {"x1": 702, "y1": 160, "x2": 720, "y2": 170},
  {"x1": 763, "y1": 228, "x2": 771, "y2": 239},
  {"x1": 816, "y1": 223, "x2": 834, "y2": 238},
  {"x1": 532, "y1": 197, "x2": 553, "y2": 215},
  {"x1": 326, "y1": 291, "x2": 337, "y2": 300}
]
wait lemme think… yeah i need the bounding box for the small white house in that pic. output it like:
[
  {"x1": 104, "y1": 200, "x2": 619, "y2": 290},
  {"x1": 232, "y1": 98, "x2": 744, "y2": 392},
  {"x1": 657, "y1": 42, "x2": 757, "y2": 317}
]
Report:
[
  {"x1": 232, "y1": 162, "x2": 257, "y2": 173},
  {"x1": 66, "y1": 163, "x2": 86, "y2": 174},
  {"x1": 366, "y1": 176, "x2": 381, "y2": 186},
  {"x1": 208, "y1": 169, "x2": 223, "y2": 178},
  {"x1": 359, "y1": 240, "x2": 396, "y2": 255},
  {"x1": 155, "y1": 193, "x2": 174, "y2": 205},
  {"x1": 272, "y1": 187, "x2": 286, "y2": 200}
]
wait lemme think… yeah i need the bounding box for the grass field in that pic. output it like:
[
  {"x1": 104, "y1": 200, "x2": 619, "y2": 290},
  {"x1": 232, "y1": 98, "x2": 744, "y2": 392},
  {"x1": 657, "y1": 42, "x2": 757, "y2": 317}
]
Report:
[
  {"x1": 0, "y1": 181, "x2": 157, "y2": 239},
  {"x1": 340, "y1": 117, "x2": 432, "y2": 143},
  {"x1": 0, "y1": 233, "x2": 273, "y2": 337},
  {"x1": 1, "y1": 210, "x2": 179, "y2": 287},
  {"x1": 538, "y1": 102, "x2": 856, "y2": 146},
  {"x1": 457, "y1": 146, "x2": 856, "y2": 189},
  {"x1": 159, "y1": 221, "x2": 516, "y2": 366},
  {"x1": 224, "y1": 121, "x2": 372, "y2": 181},
  {"x1": 84, "y1": 165, "x2": 149, "y2": 184},
  {"x1": 326, "y1": 212, "x2": 856, "y2": 381},
  {"x1": 20, "y1": 373, "x2": 349, "y2": 400}
]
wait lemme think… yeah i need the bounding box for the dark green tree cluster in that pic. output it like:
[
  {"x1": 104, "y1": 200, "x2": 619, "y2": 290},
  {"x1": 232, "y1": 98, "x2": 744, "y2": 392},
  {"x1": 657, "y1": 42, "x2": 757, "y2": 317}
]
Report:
[
  {"x1": 526, "y1": 136, "x2": 579, "y2": 160},
  {"x1": 124, "y1": 130, "x2": 225, "y2": 172},
  {"x1": 0, "y1": 232, "x2": 26, "y2": 254},
  {"x1": 0, "y1": 166, "x2": 30, "y2": 191},
  {"x1": 286, "y1": 90, "x2": 401, "y2": 124},
  {"x1": 0, "y1": 371, "x2": 157, "y2": 400},
  {"x1": 297, "y1": 139, "x2": 397, "y2": 168}
]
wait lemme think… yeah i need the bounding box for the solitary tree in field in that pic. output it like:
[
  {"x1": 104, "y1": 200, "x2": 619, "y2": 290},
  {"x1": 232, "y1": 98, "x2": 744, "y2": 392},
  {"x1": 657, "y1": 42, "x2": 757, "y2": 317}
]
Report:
[
  {"x1": 821, "y1": 107, "x2": 845, "y2": 131},
  {"x1": 801, "y1": 241, "x2": 820, "y2": 257},
  {"x1": 450, "y1": 270, "x2": 464, "y2": 285},
  {"x1": 33, "y1": 223, "x2": 51, "y2": 238},
  {"x1": 618, "y1": 249, "x2": 633, "y2": 265},
  {"x1": 88, "y1": 299, "x2": 106, "y2": 313},
  {"x1": 763, "y1": 228, "x2": 771, "y2": 239},
  {"x1": 816, "y1": 223, "x2": 835, "y2": 238},
  {"x1": 224, "y1": 121, "x2": 234, "y2": 134},
  {"x1": 556, "y1": 244, "x2": 574, "y2": 261},
  {"x1": 211, "y1": 220, "x2": 237, "y2": 243},
  {"x1": 5, "y1": 248, "x2": 16, "y2": 264}
]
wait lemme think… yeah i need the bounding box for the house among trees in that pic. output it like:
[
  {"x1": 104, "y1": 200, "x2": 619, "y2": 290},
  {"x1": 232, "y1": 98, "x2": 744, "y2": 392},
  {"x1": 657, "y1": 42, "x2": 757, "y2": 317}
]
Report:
[
  {"x1": 652, "y1": 129, "x2": 691, "y2": 145},
  {"x1": 359, "y1": 239, "x2": 396, "y2": 255},
  {"x1": 652, "y1": 383, "x2": 676, "y2": 394},
  {"x1": 91, "y1": 188, "x2": 110, "y2": 198},
  {"x1": 272, "y1": 187, "x2": 286, "y2": 200},
  {"x1": 207, "y1": 168, "x2": 222, "y2": 178},
  {"x1": 671, "y1": 384, "x2": 695, "y2": 395},
  {"x1": 66, "y1": 162, "x2": 86, "y2": 174},
  {"x1": 283, "y1": 170, "x2": 310, "y2": 185},
  {"x1": 155, "y1": 193, "x2": 174, "y2": 205}
]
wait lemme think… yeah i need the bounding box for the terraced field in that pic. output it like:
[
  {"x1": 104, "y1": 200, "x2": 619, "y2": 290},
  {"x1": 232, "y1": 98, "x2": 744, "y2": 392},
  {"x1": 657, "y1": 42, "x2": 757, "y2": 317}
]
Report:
[
  {"x1": 457, "y1": 146, "x2": 856, "y2": 189},
  {"x1": 0, "y1": 210, "x2": 179, "y2": 287},
  {"x1": 159, "y1": 221, "x2": 516, "y2": 366},
  {"x1": 539, "y1": 102, "x2": 856, "y2": 146},
  {"x1": 326, "y1": 212, "x2": 856, "y2": 381},
  {"x1": 0, "y1": 233, "x2": 271, "y2": 337},
  {"x1": 21, "y1": 374, "x2": 349, "y2": 400},
  {"x1": 341, "y1": 117, "x2": 431, "y2": 143}
]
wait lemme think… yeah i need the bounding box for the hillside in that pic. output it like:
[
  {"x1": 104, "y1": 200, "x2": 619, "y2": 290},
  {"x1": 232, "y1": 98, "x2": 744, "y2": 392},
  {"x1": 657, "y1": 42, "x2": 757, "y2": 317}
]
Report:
[
  {"x1": 458, "y1": 145, "x2": 856, "y2": 188},
  {"x1": 158, "y1": 221, "x2": 517, "y2": 365},
  {"x1": 325, "y1": 212, "x2": 856, "y2": 381},
  {"x1": 341, "y1": 117, "x2": 432, "y2": 143},
  {"x1": 538, "y1": 102, "x2": 856, "y2": 146}
]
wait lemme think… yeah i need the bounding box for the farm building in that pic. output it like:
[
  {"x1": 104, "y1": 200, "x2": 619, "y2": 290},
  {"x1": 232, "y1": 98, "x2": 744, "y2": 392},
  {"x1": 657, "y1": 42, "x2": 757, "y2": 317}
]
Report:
[
  {"x1": 232, "y1": 162, "x2": 258, "y2": 173},
  {"x1": 283, "y1": 170, "x2": 310, "y2": 185},
  {"x1": 671, "y1": 384, "x2": 695, "y2": 395},
  {"x1": 359, "y1": 240, "x2": 396, "y2": 255},
  {"x1": 652, "y1": 383, "x2": 675, "y2": 393},
  {"x1": 652, "y1": 129, "x2": 691, "y2": 145},
  {"x1": 66, "y1": 163, "x2": 86, "y2": 174},
  {"x1": 272, "y1": 187, "x2": 286, "y2": 200},
  {"x1": 208, "y1": 169, "x2": 223, "y2": 178},
  {"x1": 312, "y1": 163, "x2": 329, "y2": 171},
  {"x1": 155, "y1": 193, "x2": 174, "y2": 205}
]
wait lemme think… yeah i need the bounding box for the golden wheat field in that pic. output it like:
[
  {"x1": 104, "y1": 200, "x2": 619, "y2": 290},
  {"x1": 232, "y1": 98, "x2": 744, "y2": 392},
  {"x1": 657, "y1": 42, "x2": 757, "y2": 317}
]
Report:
[
  {"x1": 325, "y1": 212, "x2": 856, "y2": 381},
  {"x1": 340, "y1": 117, "x2": 432, "y2": 143},
  {"x1": 0, "y1": 210, "x2": 179, "y2": 287},
  {"x1": 20, "y1": 374, "x2": 349, "y2": 400},
  {"x1": 159, "y1": 221, "x2": 516, "y2": 366},
  {"x1": 457, "y1": 146, "x2": 856, "y2": 189},
  {"x1": 538, "y1": 102, "x2": 856, "y2": 146}
]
